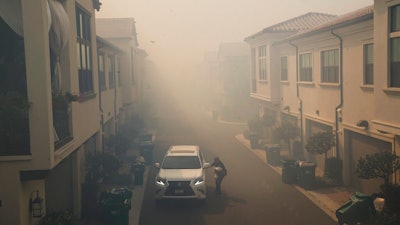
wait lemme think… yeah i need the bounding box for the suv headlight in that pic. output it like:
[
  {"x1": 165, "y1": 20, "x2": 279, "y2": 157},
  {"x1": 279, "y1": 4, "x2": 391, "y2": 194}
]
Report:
[
  {"x1": 193, "y1": 177, "x2": 204, "y2": 186},
  {"x1": 156, "y1": 176, "x2": 167, "y2": 186}
]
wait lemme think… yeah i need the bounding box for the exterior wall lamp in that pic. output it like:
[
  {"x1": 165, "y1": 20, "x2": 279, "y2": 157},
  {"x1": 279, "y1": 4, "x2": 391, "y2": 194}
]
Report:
[
  {"x1": 283, "y1": 106, "x2": 290, "y2": 112},
  {"x1": 30, "y1": 190, "x2": 44, "y2": 218},
  {"x1": 315, "y1": 110, "x2": 320, "y2": 116},
  {"x1": 356, "y1": 120, "x2": 369, "y2": 129}
]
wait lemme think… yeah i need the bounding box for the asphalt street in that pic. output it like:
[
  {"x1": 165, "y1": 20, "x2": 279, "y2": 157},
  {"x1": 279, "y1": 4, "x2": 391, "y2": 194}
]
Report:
[{"x1": 136, "y1": 106, "x2": 337, "y2": 225}]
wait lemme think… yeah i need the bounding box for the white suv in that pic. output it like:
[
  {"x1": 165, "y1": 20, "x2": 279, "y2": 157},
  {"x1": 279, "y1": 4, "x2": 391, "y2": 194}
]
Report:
[{"x1": 154, "y1": 145, "x2": 210, "y2": 201}]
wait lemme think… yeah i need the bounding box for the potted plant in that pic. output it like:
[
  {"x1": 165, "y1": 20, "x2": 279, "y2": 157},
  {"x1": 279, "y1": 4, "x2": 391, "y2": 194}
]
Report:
[
  {"x1": 356, "y1": 151, "x2": 400, "y2": 211},
  {"x1": 247, "y1": 115, "x2": 262, "y2": 148},
  {"x1": 305, "y1": 131, "x2": 341, "y2": 184},
  {"x1": 52, "y1": 91, "x2": 79, "y2": 104},
  {"x1": 305, "y1": 131, "x2": 335, "y2": 160},
  {"x1": 38, "y1": 210, "x2": 78, "y2": 225},
  {"x1": 275, "y1": 121, "x2": 298, "y2": 158}
]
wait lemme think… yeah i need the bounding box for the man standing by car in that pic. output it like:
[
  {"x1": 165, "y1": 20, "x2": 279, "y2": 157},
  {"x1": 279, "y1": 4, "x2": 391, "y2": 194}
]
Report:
[{"x1": 212, "y1": 157, "x2": 227, "y2": 195}]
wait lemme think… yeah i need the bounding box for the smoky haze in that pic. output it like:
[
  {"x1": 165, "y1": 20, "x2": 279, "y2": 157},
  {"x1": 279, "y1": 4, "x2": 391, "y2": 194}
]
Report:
[{"x1": 96, "y1": 0, "x2": 373, "y2": 110}]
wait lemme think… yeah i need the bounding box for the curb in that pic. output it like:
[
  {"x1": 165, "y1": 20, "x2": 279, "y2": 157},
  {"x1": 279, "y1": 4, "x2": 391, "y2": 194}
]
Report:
[{"x1": 130, "y1": 167, "x2": 149, "y2": 225}]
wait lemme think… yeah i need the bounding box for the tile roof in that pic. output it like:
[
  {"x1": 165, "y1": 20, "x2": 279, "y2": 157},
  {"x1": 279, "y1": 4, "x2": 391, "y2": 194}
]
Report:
[
  {"x1": 245, "y1": 12, "x2": 337, "y2": 41},
  {"x1": 287, "y1": 5, "x2": 373, "y2": 40},
  {"x1": 96, "y1": 35, "x2": 124, "y2": 53},
  {"x1": 265, "y1": 12, "x2": 338, "y2": 32},
  {"x1": 96, "y1": 18, "x2": 138, "y2": 45}
]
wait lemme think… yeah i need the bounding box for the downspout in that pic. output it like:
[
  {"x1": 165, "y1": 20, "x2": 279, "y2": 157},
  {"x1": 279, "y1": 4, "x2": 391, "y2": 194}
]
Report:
[
  {"x1": 394, "y1": 135, "x2": 398, "y2": 184},
  {"x1": 289, "y1": 41, "x2": 303, "y2": 154},
  {"x1": 114, "y1": 56, "x2": 118, "y2": 134},
  {"x1": 97, "y1": 47, "x2": 105, "y2": 154},
  {"x1": 331, "y1": 30, "x2": 343, "y2": 159}
]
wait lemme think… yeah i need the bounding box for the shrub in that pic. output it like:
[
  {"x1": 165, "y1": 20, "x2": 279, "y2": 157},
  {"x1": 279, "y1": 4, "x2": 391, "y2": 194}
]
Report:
[
  {"x1": 39, "y1": 211, "x2": 78, "y2": 225},
  {"x1": 355, "y1": 151, "x2": 400, "y2": 188},
  {"x1": 305, "y1": 131, "x2": 335, "y2": 159},
  {"x1": 85, "y1": 153, "x2": 121, "y2": 183}
]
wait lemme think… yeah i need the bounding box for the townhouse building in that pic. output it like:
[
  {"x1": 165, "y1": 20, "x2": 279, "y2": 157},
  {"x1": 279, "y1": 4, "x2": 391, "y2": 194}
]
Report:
[
  {"x1": 0, "y1": 1, "x2": 148, "y2": 224},
  {"x1": 274, "y1": 6, "x2": 379, "y2": 193},
  {"x1": 200, "y1": 51, "x2": 219, "y2": 110},
  {"x1": 216, "y1": 42, "x2": 252, "y2": 121},
  {"x1": 244, "y1": 12, "x2": 338, "y2": 155},
  {"x1": 96, "y1": 35, "x2": 124, "y2": 159},
  {"x1": 245, "y1": 3, "x2": 400, "y2": 194},
  {"x1": 374, "y1": 0, "x2": 400, "y2": 185},
  {"x1": 199, "y1": 43, "x2": 254, "y2": 121},
  {"x1": 96, "y1": 18, "x2": 148, "y2": 122}
]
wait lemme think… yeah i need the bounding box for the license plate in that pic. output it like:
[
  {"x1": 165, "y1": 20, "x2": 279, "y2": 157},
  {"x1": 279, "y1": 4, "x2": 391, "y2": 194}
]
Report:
[{"x1": 174, "y1": 189, "x2": 184, "y2": 194}]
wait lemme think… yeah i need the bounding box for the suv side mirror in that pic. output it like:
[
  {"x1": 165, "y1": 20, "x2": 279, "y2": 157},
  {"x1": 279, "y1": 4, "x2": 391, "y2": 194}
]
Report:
[
  {"x1": 154, "y1": 163, "x2": 160, "y2": 168},
  {"x1": 203, "y1": 162, "x2": 211, "y2": 169}
]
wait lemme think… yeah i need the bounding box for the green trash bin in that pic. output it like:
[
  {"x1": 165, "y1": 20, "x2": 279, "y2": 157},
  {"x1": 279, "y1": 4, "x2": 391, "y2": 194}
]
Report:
[
  {"x1": 249, "y1": 133, "x2": 259, "y2": 149},
  {"x1": 265, "y1": 145, "x2": 281, "y2": 166},
  {"x1": 297, "y1": 161, "x2": 315, "y2": 190},
  {"x1": 281, "y1": 160, "x2": 297, "y2": 184},
  {"x1": 335, "y1": 192, "x2": 376, "y2": 225},
  {"x1": 100, "y1": 187, "x2": 133, "y2": 225}
]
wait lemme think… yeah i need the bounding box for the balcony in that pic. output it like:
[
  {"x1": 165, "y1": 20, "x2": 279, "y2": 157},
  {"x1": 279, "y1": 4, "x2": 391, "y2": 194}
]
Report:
[
  {"x1": 0, "y1": 92, "x2": 31, "y2": 156},
  {"x1": 52, "y1": 98, "x2": 73, "y2": 150}
]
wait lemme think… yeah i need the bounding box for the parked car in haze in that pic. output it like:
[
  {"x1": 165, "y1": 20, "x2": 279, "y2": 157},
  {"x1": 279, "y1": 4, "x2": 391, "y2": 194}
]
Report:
[{"x1": 154, "y1": 145, "x2": 210, "y2": 202}]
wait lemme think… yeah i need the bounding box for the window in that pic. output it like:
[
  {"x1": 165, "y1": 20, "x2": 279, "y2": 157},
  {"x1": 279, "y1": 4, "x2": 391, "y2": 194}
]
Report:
[
  {"x1": 299, "y1": 53, "x2": 312, "y2": 82},
  {"x1": 390, "y1": 5, "x2": 400, "y2": 87},
  {"x1": 391, "y1": 4, "x2": 400, "y2": 32},
  {"x1": 162, "y1": 156, "x2": 201, "y2": 169},
  {"x1": 363, "y1": 44, "x2": 373, "y2": 85},
  {"x1": 76, "y1": 6, "x2": 93, "y2": 94},
  {"x1": 280, "y1": 56, "x2": 288, "y2": 81},
  {"x1": 390, "y1": 38, "x2": 400, "y2": 87},
  {"x1": 131, "y1": 47, "x2": 135, "y2": 84},
  {"x1": 251, "y1": 48, "x2": 257, "y2": 92},
  {"x1": 108, "y1": 56, "x2": 115, "y2": 89},
  {"x1": 321, "y1": 49, "x2": 339, "y2": 83},
  {"x1": 258, "y1": 45, "x2": 266, "y2": 80},
  {"x1": 98, "y1": 54, "x2": 106, "y2": 90}
]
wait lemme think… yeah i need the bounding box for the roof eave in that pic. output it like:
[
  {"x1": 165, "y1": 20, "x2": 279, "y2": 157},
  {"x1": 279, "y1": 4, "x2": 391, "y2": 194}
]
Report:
[{"x1": 274, "y1": 13, "x2": 373, "y2": 46}]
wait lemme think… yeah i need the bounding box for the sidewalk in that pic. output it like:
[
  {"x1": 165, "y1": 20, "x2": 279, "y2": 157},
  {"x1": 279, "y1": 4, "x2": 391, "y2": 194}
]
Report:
[
  {"x1": 234, "y1": 133, "x2": 354, "y2": 222},
  {"x1": 125, "y1": 145, "x2": 150, "y2": 225}
]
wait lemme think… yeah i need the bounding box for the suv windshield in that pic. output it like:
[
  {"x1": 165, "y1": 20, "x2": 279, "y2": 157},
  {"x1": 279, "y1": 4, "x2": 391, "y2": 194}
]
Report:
[{"x1": 162, "y1": 156, "x2": 201, "y2": 169}]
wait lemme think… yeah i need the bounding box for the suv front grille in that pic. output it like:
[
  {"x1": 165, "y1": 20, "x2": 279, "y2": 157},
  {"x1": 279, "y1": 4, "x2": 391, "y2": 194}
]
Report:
[{"x1": 165, "y1": 181, "x2": 195, "y2": 196}]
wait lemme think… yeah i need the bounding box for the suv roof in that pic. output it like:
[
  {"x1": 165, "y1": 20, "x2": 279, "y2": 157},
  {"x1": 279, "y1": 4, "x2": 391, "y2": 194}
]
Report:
[{"x1": 167, "y1": 145, "x2": 199, "y2": 156}]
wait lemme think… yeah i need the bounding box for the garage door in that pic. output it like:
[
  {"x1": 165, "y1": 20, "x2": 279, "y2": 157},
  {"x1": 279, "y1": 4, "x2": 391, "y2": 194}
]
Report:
[{"x1": 348, "y1": 130, "x2": 391, "y2": 194}]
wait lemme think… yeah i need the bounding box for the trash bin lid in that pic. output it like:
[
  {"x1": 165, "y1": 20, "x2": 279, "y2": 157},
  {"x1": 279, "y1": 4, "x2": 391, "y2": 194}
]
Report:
[
  {"x1": 108, "y1": 187, "x2": 133, "y2": 198},
  {"x1": 265, "y1": 144, "x2": 281, "y2": 150},
  {"x1": 281, "y1": 159, "x2": 296, "y2": 165},
  {"x1": 298, "y1": 161, "x2": 315, "y2": 167},
  {"x1": 350, "y1": 192, "x2": 371, "y2": 201}
]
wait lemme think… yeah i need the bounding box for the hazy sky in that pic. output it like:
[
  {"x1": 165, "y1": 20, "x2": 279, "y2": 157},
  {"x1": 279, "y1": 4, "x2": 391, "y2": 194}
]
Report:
[{"x1": 96, "y1": 0, "x2": 373, "y2": 75}]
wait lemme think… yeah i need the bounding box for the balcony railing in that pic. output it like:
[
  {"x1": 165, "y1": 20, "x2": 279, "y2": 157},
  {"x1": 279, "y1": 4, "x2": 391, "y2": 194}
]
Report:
[
  {"x1": 0, "y1": 116, "x2": 30, "y2": 156},
  {"x1": 52, "y1": 101, "x2": 72, "y2": 150}
]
